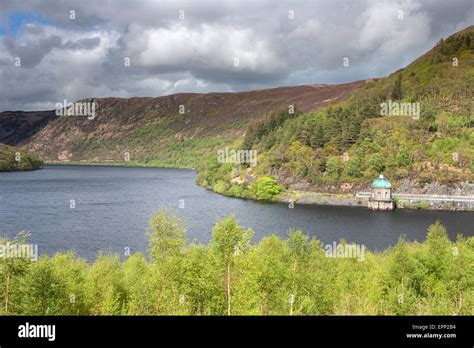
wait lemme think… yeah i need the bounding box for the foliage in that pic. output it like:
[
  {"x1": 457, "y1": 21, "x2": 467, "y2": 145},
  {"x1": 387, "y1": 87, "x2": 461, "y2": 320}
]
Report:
[
  {"x1": 197, "y1": 26, "x2": 474, "y2": 190},
  {"x1": 0, "y1": 216, "x2": 472, "y2": 316},
  {"x1": 396, "y1": 144, "x2": 413, "y2": 168},
  {"x1": 391, "y1": 74, "x2": 403, "y2": 100},
  {"x1": 284, "y1": 140, "x2": 314, "y2": 176},
  {"x1": 326, "y1": 156, "x2": 343, "y2": 180},
  {"x1": 250, "y1": 176, "x2": 282, "y2": 200},
  {"x1": 368, "y1": 153, "x2": 385, "y2": 173},
  {"x1": 243, "y1": 108, "x2": 302, "y2": 151},
  {"x1": 213, "y1": 180, "x2": 230, "y2": 195},
  {"x1": 346, "y1": 154, "x2": 363, "y2": 178},
  {"x1": 0, "y1": 144, "x2": 43, "y2": 171},
  {"x1": 147, "y1": 209, "x2": 186, "y2": 261}
]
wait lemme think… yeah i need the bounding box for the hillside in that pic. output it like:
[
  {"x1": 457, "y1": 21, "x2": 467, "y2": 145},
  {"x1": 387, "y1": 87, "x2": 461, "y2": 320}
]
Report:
[
  {"x1": 0, "y1": 143, "x2": 43, "y2": 171},
  {"x1": 198, "y1": 26, "x2": 474, "y2": 198},
  {"x1": 0, "y1": 110, "x2": 56, "y2": 146},
  {"x1": 1, "y1": 26, "x2": 472, "y2": 199},
  {"x1": 0, "y1": 81, "x2": 365, "y2": 168}
]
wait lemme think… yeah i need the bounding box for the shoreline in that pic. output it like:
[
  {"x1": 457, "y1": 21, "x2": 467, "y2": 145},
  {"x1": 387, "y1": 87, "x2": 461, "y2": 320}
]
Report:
[
  {"x1": 0, "y1": 167, "x2": 42, "y2": 172},
  {"x1": 275, "y1": 190, "x2": 474, "y2": 212},
  {"x1": 45, "y1": 161, "x2": 474, "y2": 212},
  {"x1": 45, "y1": 160, "x2": 194, "y2": 170}
]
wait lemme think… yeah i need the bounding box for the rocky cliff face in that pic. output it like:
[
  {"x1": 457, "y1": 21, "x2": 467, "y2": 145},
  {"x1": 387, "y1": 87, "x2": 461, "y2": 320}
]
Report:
[{"x1": 397, "y1": 179, "x2": 474, "y2": 196}]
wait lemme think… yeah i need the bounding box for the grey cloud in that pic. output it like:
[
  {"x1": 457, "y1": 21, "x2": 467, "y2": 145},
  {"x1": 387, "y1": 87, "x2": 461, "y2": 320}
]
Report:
[
  {"x1": 3, "y1": 34, "x2": 62, "y2": 67},
  {"x1": 0, "y1": 0, "x2": 472, "y2": 110},
  {"x1": 64, "y1": 37, "x2": 101, "y2": 50}
]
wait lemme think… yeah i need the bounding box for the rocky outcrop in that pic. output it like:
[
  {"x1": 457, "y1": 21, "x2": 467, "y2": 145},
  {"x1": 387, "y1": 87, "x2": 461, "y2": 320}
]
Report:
[{"x1": 397, "y1": 179, "x2": 474, "y2": 196}]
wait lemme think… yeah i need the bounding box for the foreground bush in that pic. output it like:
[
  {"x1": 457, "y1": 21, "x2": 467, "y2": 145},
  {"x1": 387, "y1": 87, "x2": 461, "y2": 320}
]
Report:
[{"x1": 0, "y1": 212, "x2": 472, "y2": 315}]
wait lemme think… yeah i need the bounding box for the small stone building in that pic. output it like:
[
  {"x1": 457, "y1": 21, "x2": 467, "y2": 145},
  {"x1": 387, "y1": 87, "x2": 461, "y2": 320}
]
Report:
[{"x1": 368, "y1": 174, "x2": 395, "y2": 210}]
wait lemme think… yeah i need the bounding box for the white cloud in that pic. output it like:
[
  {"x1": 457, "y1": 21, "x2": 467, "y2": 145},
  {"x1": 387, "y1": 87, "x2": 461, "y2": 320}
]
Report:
[
  {"x1": 357, "y1": 0, "x2": 431, "y2": 55},
  {"x1": 123, "y1": 23, "x2": 284, "y2": 75}
]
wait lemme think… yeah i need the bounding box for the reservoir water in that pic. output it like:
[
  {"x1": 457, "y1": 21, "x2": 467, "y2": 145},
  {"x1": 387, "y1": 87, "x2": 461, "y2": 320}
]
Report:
[{"x1": 0, "y1": 165, "x2": 472, "y2": 260}]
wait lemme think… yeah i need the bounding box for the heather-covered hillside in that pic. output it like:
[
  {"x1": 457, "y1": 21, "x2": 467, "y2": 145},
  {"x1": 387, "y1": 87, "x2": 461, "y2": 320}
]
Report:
[{"x1": 0, "y1": 82, "x2": 364, "y2": 168}]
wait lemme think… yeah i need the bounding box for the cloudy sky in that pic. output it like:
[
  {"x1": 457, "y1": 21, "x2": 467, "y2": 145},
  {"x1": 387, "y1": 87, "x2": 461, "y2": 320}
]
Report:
[{"x1": 0, "y1": 0, "x2": 472, "y2": 111}]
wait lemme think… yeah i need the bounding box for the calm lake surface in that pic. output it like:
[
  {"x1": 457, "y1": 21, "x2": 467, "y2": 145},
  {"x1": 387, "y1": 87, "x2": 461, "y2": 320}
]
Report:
[{"x1": 0, "y1": 165, "x2": 472, "y2": 260}]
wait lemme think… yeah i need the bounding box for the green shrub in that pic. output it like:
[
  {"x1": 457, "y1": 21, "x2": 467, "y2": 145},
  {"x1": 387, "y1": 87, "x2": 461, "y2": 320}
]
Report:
[
  {"x1": 227, "y1": 184, "x2": 245, "y2": 197},
  {"x1": 369, "y1": 153, "x2": 385, "y2": 173},
  {"x1": 213, "y1": 180, "x2": 230, "y2": 194},
  {"x1": 396, "y1": 144, "x2": 413, "y2": 168},
  {"x1": 250, "y1": 176, "x2": 282, "y2": 200},
  {"x1": 346, "y1": 154, "x2": 362, "y2": 178},
  {"x1": 326, "y1": 156, "x2": 343, "y2": 179}
]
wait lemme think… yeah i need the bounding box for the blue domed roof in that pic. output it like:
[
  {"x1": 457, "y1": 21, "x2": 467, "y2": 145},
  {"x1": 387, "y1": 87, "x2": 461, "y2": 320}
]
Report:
[{"x1": 371, "y1": 174, "x2": 391, "y2": 189}]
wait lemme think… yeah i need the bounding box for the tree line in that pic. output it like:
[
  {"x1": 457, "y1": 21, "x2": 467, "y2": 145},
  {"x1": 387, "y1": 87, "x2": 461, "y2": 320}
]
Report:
[{"x1": 0, "y1": 210, "x2": 472, "y2": 315}]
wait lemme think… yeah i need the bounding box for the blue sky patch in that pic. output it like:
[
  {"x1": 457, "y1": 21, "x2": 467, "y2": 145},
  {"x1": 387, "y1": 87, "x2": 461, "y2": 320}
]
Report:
[{"x1": 5, "y1": 12, "x2": 50, "y2": 34}]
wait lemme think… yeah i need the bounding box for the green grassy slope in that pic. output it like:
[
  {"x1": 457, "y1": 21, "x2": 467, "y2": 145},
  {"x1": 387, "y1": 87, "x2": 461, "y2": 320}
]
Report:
[
  {"x1": 0, "y1": 143, "x2": 43, "y2": 171},
  {"x1": 197, "y1": 26, "x2": 474, "y2": 197}
]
